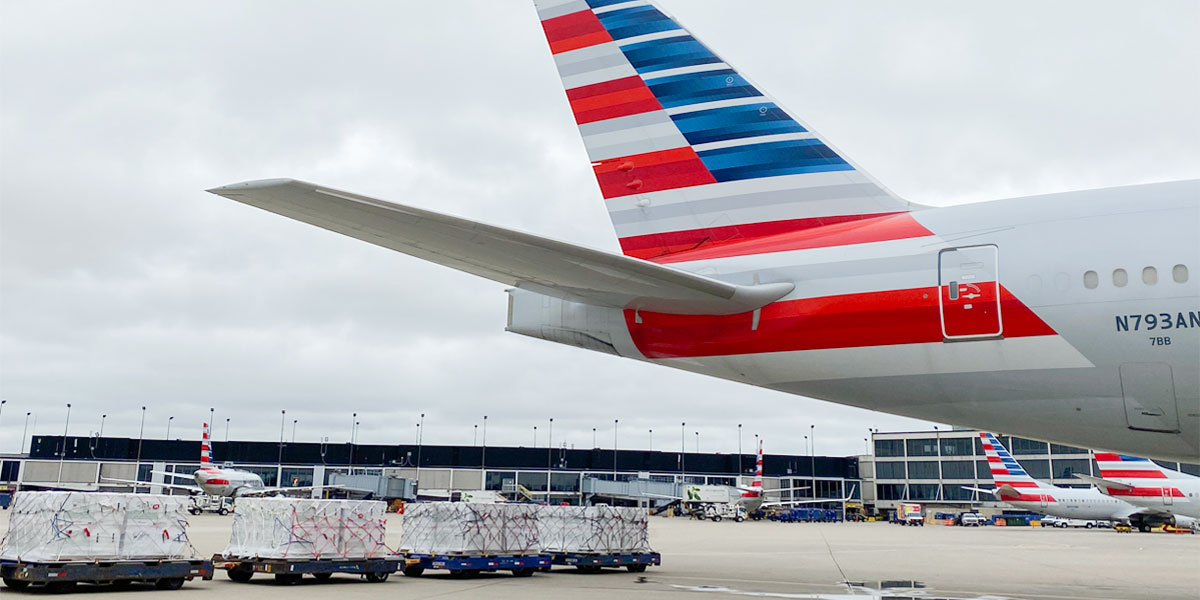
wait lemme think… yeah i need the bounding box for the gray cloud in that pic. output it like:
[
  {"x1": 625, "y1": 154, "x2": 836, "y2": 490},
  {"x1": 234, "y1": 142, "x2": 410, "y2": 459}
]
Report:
[{"x1": 2, "y1": 1, "x2": 1196, "y2": 458}]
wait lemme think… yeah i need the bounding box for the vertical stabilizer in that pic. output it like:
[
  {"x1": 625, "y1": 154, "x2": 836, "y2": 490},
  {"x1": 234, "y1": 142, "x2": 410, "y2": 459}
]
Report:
[
  {"x1": 534, "y1": 0, "x2": 912, "y2": 262},
  {"x1": 979, "y1": 433, "x2": 1045, "y2": 490},
  {"x1": 201, "y1": 422, "x2": 213, "y2": 465}
]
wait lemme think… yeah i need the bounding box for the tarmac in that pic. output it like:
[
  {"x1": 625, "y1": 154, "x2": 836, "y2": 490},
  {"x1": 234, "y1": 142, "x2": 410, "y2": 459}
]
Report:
[{"x1": 2, "y1": 511, "x2": 1198, "y2": 599}]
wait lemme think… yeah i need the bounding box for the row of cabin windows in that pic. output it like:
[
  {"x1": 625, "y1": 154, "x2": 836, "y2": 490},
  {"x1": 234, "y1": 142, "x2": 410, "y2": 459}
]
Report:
[{"x1": 1083, "y1": 264, "x2": 1188, "y2": 290}]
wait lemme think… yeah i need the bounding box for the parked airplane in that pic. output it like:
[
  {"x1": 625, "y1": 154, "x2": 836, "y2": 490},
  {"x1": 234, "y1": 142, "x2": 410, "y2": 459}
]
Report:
[
  {"x1": 964, "y1": 432, "x2": 1188, "y2": 531},
  {"x1": 1076, "y1": 452, "x2": 1200, "y2": 530},
  {"x1": 105, "y1": 423, "x2": 333, "y2": 498},
  {"x1": 207, "y1": 0, "x2": 1199, "y2": 462}
]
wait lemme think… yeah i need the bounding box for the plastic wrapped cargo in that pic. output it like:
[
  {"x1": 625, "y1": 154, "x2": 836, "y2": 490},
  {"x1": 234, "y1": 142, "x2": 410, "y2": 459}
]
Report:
[
  {"x1": 400, "y1": 503, "x2": 539, "y2": 555},
  {"x1": 222, "y1": 497, "x2": 388, "y2": 559},
  {"x1": 0, "y1": 491, "x2": 193, "y2": 561},
  {"x1": 537, "y1": 505, "x2": 649, "y2": 553}
]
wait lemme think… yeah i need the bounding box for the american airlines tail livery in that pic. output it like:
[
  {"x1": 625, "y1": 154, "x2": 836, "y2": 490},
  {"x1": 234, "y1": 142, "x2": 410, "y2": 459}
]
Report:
[
  {"x1": 968, "y1": 433, "x2": 1188, "y2": 530},
  {"x1": 1079, "y1": 453, "x2": 1200, "y2": 524},
  {"x1": 208, "y1": 1, "x2": 1199, "y2": 462}
]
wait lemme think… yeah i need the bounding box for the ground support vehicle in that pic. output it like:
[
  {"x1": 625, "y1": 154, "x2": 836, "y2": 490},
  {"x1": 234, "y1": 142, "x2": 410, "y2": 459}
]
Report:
[
  {"x1": 213, "y1": 555, "x2": 401, "y2": 585},
  {"x1": 188, "y1": 495, "x2": 233, "y2": 515},
  {"x1": 690, "y1": 503, "x2": 746, "y2": 522},
  {"x1": 546, "y1": 551, "x2": 661, "y2": 573},
  {"x1": 401, "y1": 553, "x2": 550, "y2": 578},
  {"x1": 0, "y1": 558, "x2": 212, "y2": 592}
]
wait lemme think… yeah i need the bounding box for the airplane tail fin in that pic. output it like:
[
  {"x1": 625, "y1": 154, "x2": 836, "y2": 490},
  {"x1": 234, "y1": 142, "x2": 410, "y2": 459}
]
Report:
[
  {"x1": 1094, "y1": 453, "x2": 1179, "y2": 480},
  {"x1": 752, "y1": 439, "x2": 763, "y2": 491},
  {"x1": 201, "y1": 422, "x2": 213, "y2": 465},
  {"x1": 979, "y1": 432, "x2": 1046, "y2": 490},
  {"x1": 533, "y1": 0, "x2": 915, "y2": 263}
]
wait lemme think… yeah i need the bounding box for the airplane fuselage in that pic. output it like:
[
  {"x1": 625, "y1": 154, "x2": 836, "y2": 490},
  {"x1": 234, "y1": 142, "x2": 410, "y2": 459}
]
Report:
[
  {"x1": 509, "y1": 181, "x2": 1200, "y2": 461},
  {"x1": 1001, "y1": 486, "x2": 1138, "y2": 522},
  {"x1": 194, "y1": 467, "x2": 266, "y2": 498}
]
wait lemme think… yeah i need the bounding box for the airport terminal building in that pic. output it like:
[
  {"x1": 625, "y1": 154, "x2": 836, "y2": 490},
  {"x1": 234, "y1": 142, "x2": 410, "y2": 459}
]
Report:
[
  {"x1": 0, "y1": 434, "x2": 861, "y2": 509},
  {"x1": 3, "y1": 430, "x2": 1195, "y2": 517}
]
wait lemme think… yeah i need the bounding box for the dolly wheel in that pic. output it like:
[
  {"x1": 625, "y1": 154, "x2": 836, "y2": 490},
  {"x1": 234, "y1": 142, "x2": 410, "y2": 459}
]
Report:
[
  {"x1": 2, "y1": 577, "x2": 31, "y2": 590},
  {"x1": 403, "y1": 566, "x2": 425, "y2": 577},
  {"x1": 626, "y1": 564, "x2": 648, "y2": 573},
  {"x1": 155, "y1": 578, "x2": 185, "y2": 590},
  {"x1": 313, "y1": 572, "x2": 333, "y2": 582},
  {"x1": 365, "y1": 571, "x2": 390, "y2": 583},
  {"x1": 227, "y1": 565, "x2": 254, "y2": 583}
]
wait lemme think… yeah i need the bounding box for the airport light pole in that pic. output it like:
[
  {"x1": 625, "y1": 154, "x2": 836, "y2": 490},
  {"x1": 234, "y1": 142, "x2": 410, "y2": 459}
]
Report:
[
  {"x1": 57, "y1": 403, "x2": 72, "y2": 484},
  {"x1": 417, "y1": 413, "x2": 425, "y2": 478},
  {"x1": 648, "y1": 429, "x2": 652, "y2": 451},
  {"x1": 680, "y1": 422, "x2": 686, "y2": 479},
  {"x1": 349, "y1": 412, "x2": 357, "y2": 470},
  {"x1": 473, "y1": 424, "x2": 477, "y2": 446},
  {"x1": 481, "y1": 415, "x2": 487, "y2": 469},
  {"x1": 613, "y1": 419, "x2": 618, "y2": 476},
  {"x1": 738, "y1": 423, "x2": 743, "y2": 478},
  {"x1": 547, "y1": 418, "x2": 553, "y2": 471},
  {"x1": 225, "y1": 418, "x2": 230, "y2": 442},
  {"x1": 533, "y1": 425, "x2": 537, "y2": 447},
  {"x1": 99, "y1": 414, "x2": 106, "y2": 438},
  {"x1": 694, "y1": 431, "x2": 699, "y2": 453},
  {"x1": 0, "y1": 401, "x2": 5, "y2": 450},
  {"x1": 209, "y1": 408, "x2": 214, "y2": 437},
  {"x1": 21, "y1": 412, "x2": 31, "y2": 454},
  {"x1": 166, "y1": 416, "x2": 174, "y2": 440},
  {"x1": 292, "y1": 419, "x2": 298, "y2": 443},
  {"x1": 934, "y1": 425, "x2": 943, "y2": 501},
  {"x1": 810, "y1": 424, "x2": 816, "y2": 499},
  {"x1": 592, "y1": 427, "x2": 596, "y2": 448},
  {"x1": 278, "y1": 410, "x2": 286, "y2": 468}
]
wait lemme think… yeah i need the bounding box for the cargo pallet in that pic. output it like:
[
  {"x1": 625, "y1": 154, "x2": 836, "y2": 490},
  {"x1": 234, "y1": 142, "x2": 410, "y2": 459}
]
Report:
[
  {"x1": 548, "y1": 551, "x2": 661, "y2": 573},
  {"x1": 0, "y1": 558, "x2": 213, "y2": 592},
  {"x1": 213, "y1": 554, "x2": 401, "y2": 585},
  {"x1": 401, "y1": 553, "x2": 551, "y2": 577}
]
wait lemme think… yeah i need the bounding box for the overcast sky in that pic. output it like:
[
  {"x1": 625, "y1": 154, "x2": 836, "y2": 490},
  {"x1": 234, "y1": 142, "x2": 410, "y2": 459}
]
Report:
[{"x1": 1, "y1": 1, "x2": 1197, "y2": 459}]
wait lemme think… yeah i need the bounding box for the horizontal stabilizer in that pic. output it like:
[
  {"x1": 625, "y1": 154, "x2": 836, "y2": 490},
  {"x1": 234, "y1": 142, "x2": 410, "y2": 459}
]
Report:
[
  {"x1": 1074, "y1": 473, "x2": 1135, "y2": 491},
  {"x1": 209, "y1": 179, "x2": 793, "y2": 315}
]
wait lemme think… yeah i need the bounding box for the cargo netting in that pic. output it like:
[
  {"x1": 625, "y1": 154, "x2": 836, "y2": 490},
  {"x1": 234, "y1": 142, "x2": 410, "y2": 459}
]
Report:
[
  {"x1": 399, "y1": 503, "x2": 540, "y2": 555},
  {"x1": 0, "y1": 491, "x2": 194, "y2": 562},
  {"x1": 536, "y1": 505, "x2": 650, "y2": 553},
  {"x1": 221, "y1": 497, "x2": 388, "y2": 560}
]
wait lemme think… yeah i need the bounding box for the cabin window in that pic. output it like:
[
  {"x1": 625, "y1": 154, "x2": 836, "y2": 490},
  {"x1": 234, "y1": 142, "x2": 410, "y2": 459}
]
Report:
[
  {"x1": 1083, "y1": 270, "x2": 1098, "y2": 289},
  {"x1": 1112, "y1": 268, "x2": 1128, "y2": 287},
  {"x1": 1174, "y1": 264, "x2": 1189, "y2": 283},
  {"x1": 1142, "y1": 266, "x2": 1158, "y2": 285}
]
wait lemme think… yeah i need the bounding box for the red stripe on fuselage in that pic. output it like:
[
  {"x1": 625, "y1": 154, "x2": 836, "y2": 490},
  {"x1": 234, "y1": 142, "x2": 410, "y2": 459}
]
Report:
[
  {"x1": 542, "y1": 10, "x2": 613, "y2": 55},
  {"x1": 567, "y1": 76, "x2": 663, "y2": 125},
  {"x1": 594, "y1": 146, "x2": 715, "y2": 198},
  {"x1": 1109, "y1": 487, "x2": 1185, "y2": 498},
  {"x1": 625, "y1": 285, "x2": 1056, "y2": 359},
  {"x1": 622, "y1": 212, "x2": 931, "y2": 262},
  {"x1": 1100, "y1": 469, "x2": 1168, "y2": 478}
]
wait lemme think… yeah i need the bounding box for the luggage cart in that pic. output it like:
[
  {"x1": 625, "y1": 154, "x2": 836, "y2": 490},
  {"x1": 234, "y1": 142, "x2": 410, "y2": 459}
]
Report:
[
  {"x1": 549, "y1": 551, "x2": 661, "y2": 573},
  {"x1": 401, "y1": 553, "x2": 551, "y2": 578},
  {"x1": 213, "y1": 554, "x2": 402, "y2": 585},
  {"x1": 0, "y1": 558, "x2": 213, "y2": 592}
]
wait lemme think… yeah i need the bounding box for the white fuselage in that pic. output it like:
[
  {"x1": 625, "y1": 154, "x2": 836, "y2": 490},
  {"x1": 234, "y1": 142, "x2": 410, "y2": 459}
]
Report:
[
  {"x1": 1001, "y1": 486, "x2": 1138, "y2": 521},
  {"x1": 1108, "y1": 478, "x2": 1200, "y2": 520},
  {"x1": 509, "y1": 181, "x2": 1200, "y2": 462},
  {"x1": 194, "y1": 467, "x2": 266, "y2": 498}
]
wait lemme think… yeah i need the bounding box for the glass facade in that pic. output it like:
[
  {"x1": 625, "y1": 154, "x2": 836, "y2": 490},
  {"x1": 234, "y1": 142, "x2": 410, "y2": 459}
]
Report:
[
  {"x1": 1009, "y1": 438, "x2": 1049, "y2": 455},
  {"x1": 1049, "y1": 442, "x2": 1088, "y2": 454},
  {"x1": 875, "y1": 439, "x2": 905, "y2": 457},
  {"x1": 939, "y1": 438, "x2": 973, "y2": 457},
  {"x1": 940, "y1": 461, "x2": 974, "y2": 479},
  {"x1": 877, "y1": 484, "x2": 905, "y2": 500},
  {"x1": 1021, "y1": 459, "x2": 1050, "y2": 479},
  {"x1": 942, "y1": 484, "x2": 974, "y2": 501},
  {"x1": 906, "y1": 439, "x2": 938, "y2": 457},
  {"x1": 875, "y1": 461, "x2": 906, "y2": 479},
  {"x1": 908, "y1": 484, "x2": 939, "y2": 500},
  {"x1": 1051, "y1": 458, "x2": 1090, "y2": 479},
  {"x1": 550, "y1": 472, "x2": 580, "y2": 492},
  {"x1": 976, "y1": 460, "x2": 992, "y2": 479},
  {"x1": 907, "y1": 461, "x2": 940, "y2": 479},
  {"x1": 281, "y1": 467, "x2": 313, "y2": 487},
  {"x1": 517, "y1": 471, "x2": 548, "y2": 492},
  {"x1": 485, "y1": 471, "x2": 515, "y2": 490}
]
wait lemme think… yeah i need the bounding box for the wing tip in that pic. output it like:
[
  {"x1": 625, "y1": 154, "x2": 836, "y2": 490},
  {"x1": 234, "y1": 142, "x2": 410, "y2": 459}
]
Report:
[{"x1": 206, "y1": 178, "x2": 301, "y2": 196}]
